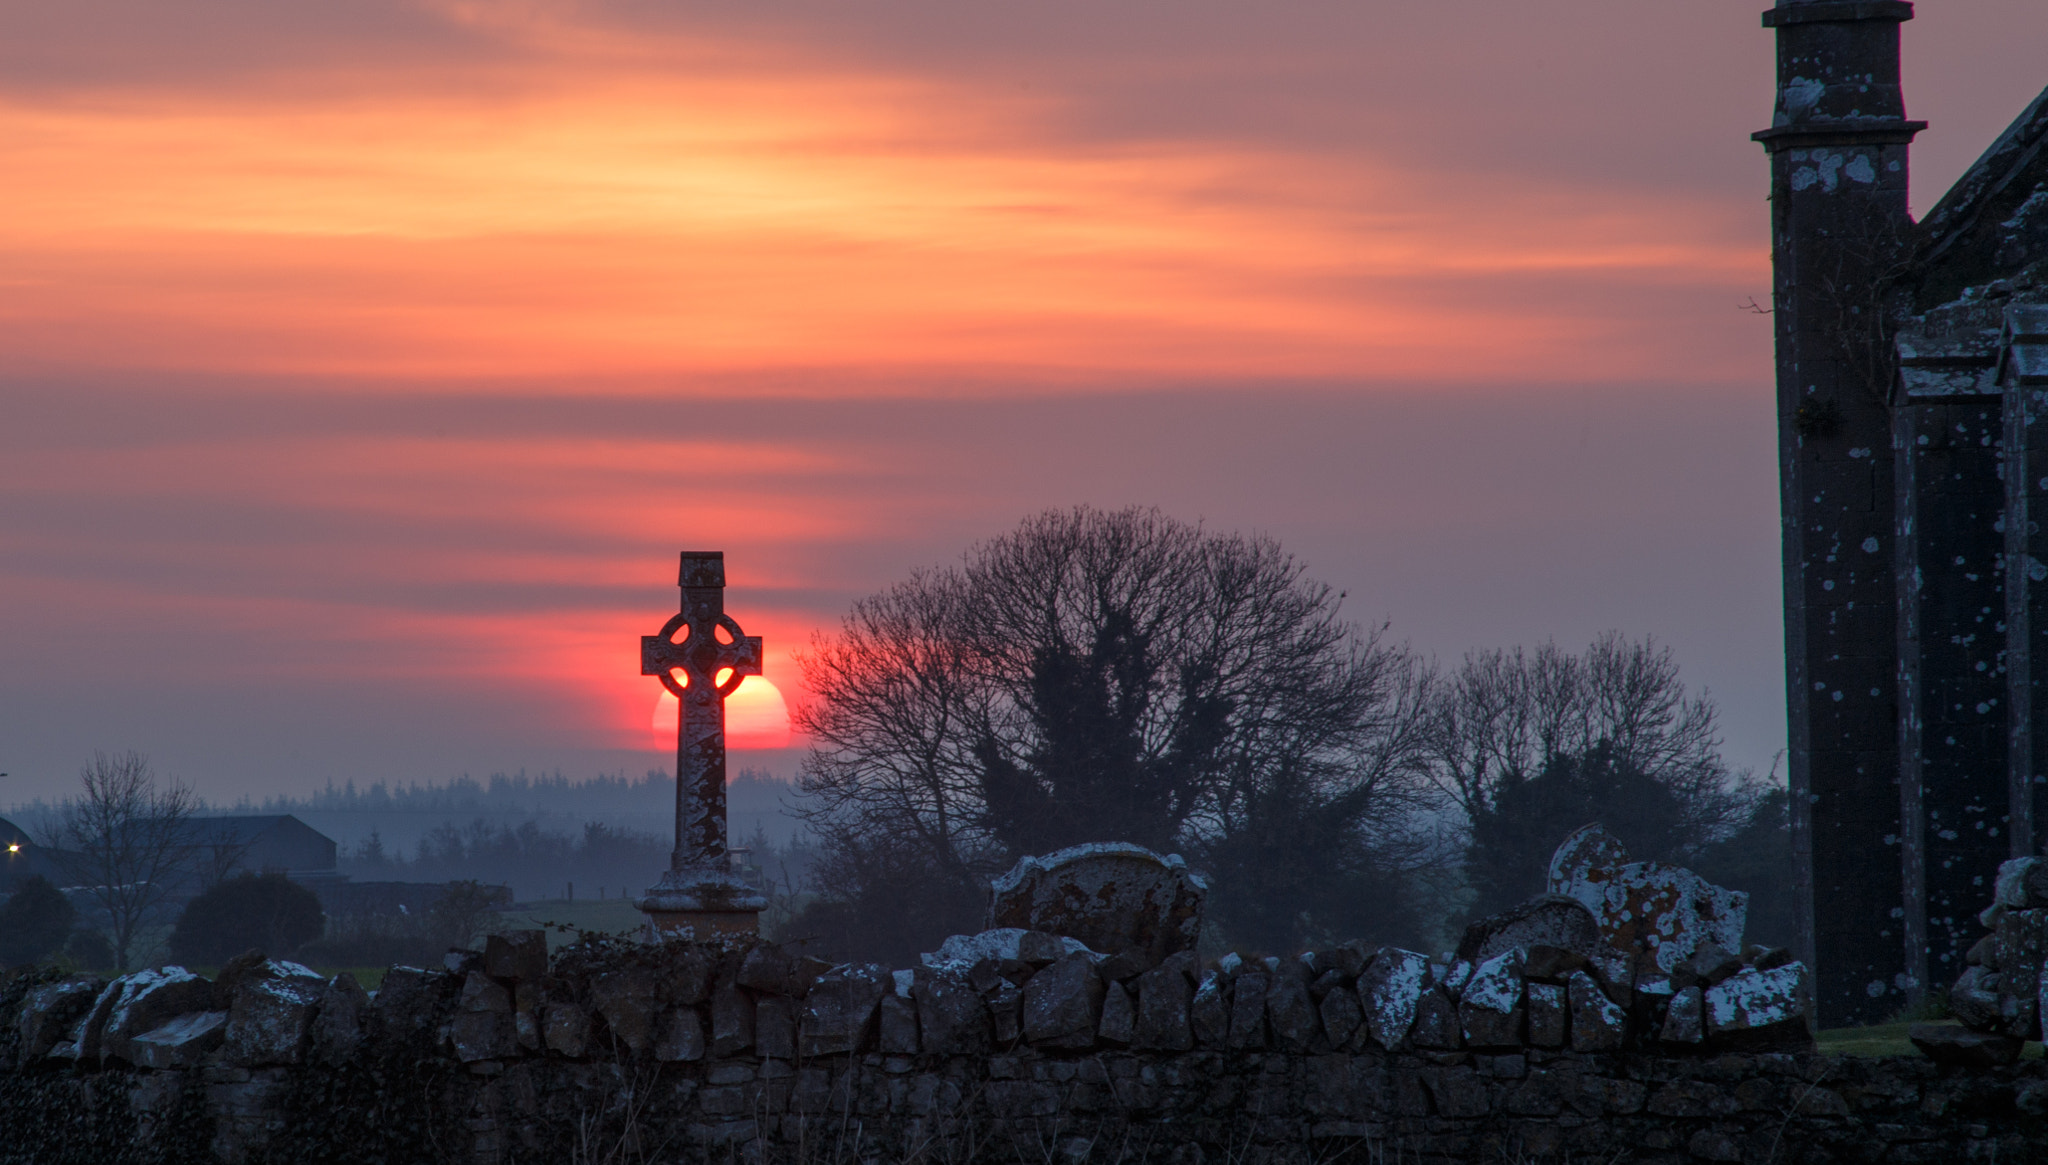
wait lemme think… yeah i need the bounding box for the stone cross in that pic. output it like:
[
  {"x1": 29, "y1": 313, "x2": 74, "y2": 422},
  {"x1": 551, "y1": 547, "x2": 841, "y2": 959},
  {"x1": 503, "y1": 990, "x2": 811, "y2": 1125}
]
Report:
[{"x1": 637, "y1": 551, "x2": 767, "y2": 936}]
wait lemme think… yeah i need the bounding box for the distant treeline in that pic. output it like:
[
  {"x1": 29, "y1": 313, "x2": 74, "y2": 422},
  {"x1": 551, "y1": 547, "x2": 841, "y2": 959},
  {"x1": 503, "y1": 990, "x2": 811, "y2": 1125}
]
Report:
[
  {"x1": 334, "y1": 816, "x2": 817, "y2": 905},
  {"x1": 219, "y1": 767, "x2": 798, "y2": 819},
  {"x1": 7, "y1": 768, "x2": 816, "y2": 906}
]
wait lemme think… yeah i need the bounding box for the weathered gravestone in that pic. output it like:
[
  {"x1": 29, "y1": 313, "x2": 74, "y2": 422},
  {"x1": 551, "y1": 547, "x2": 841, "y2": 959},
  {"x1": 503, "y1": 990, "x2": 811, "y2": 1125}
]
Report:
[
  {"x1": 985, "y1": 842, "x2": 1207, "y2": 970},
  {"x1": 1548, "y1": 823, "x2": 1748, "y2": 975}
]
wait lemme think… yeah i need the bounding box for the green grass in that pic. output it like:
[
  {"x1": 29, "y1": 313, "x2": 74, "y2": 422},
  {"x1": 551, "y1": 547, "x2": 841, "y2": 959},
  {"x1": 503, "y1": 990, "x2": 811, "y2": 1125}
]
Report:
[
  {"x1": 1817, "y1": 1020, "x2": 2046, "y2": 1059},
  {"x1": 500, "y1": 899, "x2": 647, "y2": 949}
]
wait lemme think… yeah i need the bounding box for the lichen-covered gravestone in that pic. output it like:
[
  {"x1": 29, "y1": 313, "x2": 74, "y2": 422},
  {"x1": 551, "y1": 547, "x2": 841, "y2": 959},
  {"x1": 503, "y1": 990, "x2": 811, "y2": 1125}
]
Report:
[
  {"x1": 986, "y1": 842, "x2": 1207, "y2": 968},
  {"x1": 1547, "y1": 823, "x2": 1748, "y2": 975}
]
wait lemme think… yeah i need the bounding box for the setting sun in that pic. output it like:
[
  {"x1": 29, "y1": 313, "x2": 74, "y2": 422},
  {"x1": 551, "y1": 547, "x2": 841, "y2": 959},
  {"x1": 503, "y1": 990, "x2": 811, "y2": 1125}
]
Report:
[{"x1": 652, "y1": 676, "x2": 791, "y2": 751}]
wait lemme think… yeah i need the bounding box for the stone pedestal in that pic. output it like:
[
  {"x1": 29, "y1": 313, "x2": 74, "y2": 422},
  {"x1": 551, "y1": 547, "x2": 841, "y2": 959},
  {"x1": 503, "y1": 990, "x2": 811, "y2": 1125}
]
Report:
[{"x1": 637, "y1": 867, "x2": 766, "y2": 940}]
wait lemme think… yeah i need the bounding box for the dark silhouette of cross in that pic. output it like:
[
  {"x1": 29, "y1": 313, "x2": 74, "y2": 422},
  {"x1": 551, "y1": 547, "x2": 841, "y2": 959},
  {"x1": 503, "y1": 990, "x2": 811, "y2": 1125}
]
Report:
[{"x1": 638, "y1": 552, "x2": 765, "y2": 930}]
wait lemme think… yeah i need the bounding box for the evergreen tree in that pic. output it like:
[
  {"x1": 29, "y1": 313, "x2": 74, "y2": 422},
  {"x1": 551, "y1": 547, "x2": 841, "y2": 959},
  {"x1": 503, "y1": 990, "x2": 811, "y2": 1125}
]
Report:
[{"x1": 0, "y1": 876, "x2": 78, "y2": 967}]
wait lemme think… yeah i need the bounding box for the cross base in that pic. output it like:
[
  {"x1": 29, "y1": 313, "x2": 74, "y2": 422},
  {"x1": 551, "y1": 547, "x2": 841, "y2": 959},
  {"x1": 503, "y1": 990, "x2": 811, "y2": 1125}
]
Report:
[
  {"x1": 642, "y1": 908, "x2": 764, "y2": 941},
  {"x1": 636, "y1": 868, "x2": 767, "y2": 940}
]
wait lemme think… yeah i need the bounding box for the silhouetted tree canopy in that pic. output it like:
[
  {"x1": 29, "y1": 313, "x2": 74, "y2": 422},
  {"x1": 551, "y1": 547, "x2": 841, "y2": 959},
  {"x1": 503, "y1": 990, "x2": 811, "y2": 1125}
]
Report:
[
  {"x1": 169, "y1": 872, "x2": 325, "y2": 965},
  {"x1": 0, "y1": 876, "x2": 78, "y2": 967},
  {"x1": 1461, "y1": 741, "x2": 1689, "y2": 916},
  {"x1": 1693, "y1": 787, "x2": 1794, "y2": 948},
  {"x1": 792, "y1": 506, "x2": 1433, "y2": 960},
  {"x1": 1429, "y1": 635, "x2": 1760, "y2": 919}
]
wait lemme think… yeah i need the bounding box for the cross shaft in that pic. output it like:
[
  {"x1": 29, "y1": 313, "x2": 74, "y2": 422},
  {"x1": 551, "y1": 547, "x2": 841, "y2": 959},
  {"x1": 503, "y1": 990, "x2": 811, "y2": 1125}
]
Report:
[{"x1": 636, "y1": 551, "x2": 766, "y2": 933}]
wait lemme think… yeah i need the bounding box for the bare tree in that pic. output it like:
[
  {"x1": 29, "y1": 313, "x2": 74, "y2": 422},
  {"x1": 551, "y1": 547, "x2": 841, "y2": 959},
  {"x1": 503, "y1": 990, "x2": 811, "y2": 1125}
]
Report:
[
  {"x1": 1427, "y1": 633, "x2": 1755, "y2": 913},
  {"x1": 53, "y1": 751, "x2": 197, "y2": 971},
  {"x1": 190, "y1": 818, "x2": 253, "y2": 889},
  {"x1": 793, "y1": 506, "x2": 1436, "y2": 959},
  {"x1": 1426, "y1": 632, "x2": 1739, "y2": 834}
]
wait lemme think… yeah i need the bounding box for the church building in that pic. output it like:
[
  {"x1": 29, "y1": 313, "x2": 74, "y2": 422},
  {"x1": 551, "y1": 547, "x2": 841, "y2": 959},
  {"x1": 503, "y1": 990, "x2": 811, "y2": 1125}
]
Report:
[{"x1": 1763, "y1": 0, "x2": 2048, "y2": 1024}]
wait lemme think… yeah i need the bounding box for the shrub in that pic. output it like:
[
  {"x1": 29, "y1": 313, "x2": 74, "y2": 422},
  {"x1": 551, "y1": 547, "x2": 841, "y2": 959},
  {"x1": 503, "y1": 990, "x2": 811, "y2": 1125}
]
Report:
[
  {"x1": 295, "y1": 910, "x2": 442, "y2": 969},
  {"x1": 0, "y1": 877, "x2": 79, "y2": 967},
  {"x1": 169, "y1": 872, "x2": 325, "y2": 965},
  {"x1": 427, "y1": 880, "x2": 503, "y2": 950}
]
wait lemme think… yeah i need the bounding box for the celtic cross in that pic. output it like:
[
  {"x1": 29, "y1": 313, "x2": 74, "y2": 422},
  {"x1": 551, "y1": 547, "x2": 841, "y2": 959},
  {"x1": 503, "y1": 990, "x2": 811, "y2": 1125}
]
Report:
[{"x1": 637, "y1": 551, "x2": 767, "y2": 933}]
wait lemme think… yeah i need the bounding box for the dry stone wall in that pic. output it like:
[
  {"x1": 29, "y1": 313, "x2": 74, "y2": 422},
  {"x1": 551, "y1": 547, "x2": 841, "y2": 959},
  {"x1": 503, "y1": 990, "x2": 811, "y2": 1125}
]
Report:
[
  {"x1": 3, "y1": 933, "x2": 2047, "y2": 1165},
  {"x1": 1, "y1": 834, "x2": 2032, "y2": 1163}
]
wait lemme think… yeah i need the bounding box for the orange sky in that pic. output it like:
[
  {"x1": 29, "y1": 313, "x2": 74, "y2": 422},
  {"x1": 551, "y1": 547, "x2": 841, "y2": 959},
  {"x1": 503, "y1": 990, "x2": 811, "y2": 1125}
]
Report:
[{"x1": 3, "y1": 0, "x2": 2046, "y2": 801}]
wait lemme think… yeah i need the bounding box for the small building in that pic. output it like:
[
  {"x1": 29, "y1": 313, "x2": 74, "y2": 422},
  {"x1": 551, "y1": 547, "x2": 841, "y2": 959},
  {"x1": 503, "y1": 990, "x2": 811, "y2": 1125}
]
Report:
[
  {"x1": 0, "y1": 816, "x2": 61, "y2": 892},
  {"x1": 182, "y1": 815, "x2": 339, "y2": 881}
]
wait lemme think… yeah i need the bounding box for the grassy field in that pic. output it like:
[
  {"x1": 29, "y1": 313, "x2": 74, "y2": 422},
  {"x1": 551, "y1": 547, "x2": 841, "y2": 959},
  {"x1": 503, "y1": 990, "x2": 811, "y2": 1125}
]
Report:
[
  {"x1": 1817, "y1": 1020, "x2": 2044, "y2": 1059},
  {"x1": 499, "y1": 899, "x2": 647, "y2": 948}
]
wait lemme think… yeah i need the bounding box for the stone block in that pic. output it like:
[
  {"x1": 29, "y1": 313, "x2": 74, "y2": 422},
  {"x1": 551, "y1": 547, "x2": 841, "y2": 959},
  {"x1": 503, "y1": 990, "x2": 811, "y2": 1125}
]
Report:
[
  {"x1": 737, "y1": 947, "x2": 830, "y2": 998},
  {"x1": 756, "y1": 996, "x2": 797, "y2": 1059},
  {"x1": 1677, "y1": 942, "x2": 1744, "y2": 988},
  {"x1": 1949, "y1": 964, "x2": 2002, "y2": 1030},
  {"x1": 986, "y1": 843, "x2": 1206, "y2": 965},
  {"x1": 16, "y1": 975, "x2": 103, "y2": 1065},
  {"x1": 1410, "y1": 987, "x2": 1461, "y2": 1050},
  {"x1": 1421, "y1": 1065, "x2": 1490, "y2": 1118},
  {"x1": 592, "y1": 968, "x2": 659, "y2": 1055},
  {"x1": 1703, "y1": 963, "x2": 1813, "y2": 1051},
  {"x1": 1309, "y1": 943, "x2": 1371, "y2": 980},
  {"x1": 1459, "y1": 1002, "x2": 1523, "y2": 1049},
  {"x1": 1457, "y1": 898, "x2": 1602, "y2": 965},
  {"x1": 129, "y1": 1010, "x2": 228, "y2": 1070},
  {"x1": 543, "y1": 1003, "x2": 590, "y2": 1058},
  {"x1": 1522, "y1": 944, "x2": 1588, "y2": 982},
  {"x1": 1190, "y1": 972, "x2": 1229, "y2": 1046},
  {"x1": 452, "y1": 1011, "x2": 517, "y2": 1062},
  {"x1": 95, "y1": 966, "x2": 219, "y2": 1065},
  {"x1": 1743, "y1": 944, "x2": 1792, "y2": 971},
  {"x1": 987, "y1": 980, "x2": 1024, "y2": 1044},
  {"x1": 1646, "y1": 1079, "x2": 1729, "y2": 1118},
  {"x1": 1022, "y1": 952, "x2": 1104, "y2": 1049},
  {"x1": 1995, "y1": 856, "x2": 2048, "y2": 908},
  {"x1": 459, "y1": 971, "x2": 512, "y2": 1013},
  {"x1": 663, "y1": 946, "x2": 716, "y2": 1006},
  {"x1": 1661, "y1": 985, "x2": 1705, "y2": 1046},
  {"x1": 1525, "y1": 982, "x2": 1565, "y2": 1048},
  {"x1": 1317, "y1": 981, "x2": 1363, "y2": 1049},
  {"x1": 711, "y1": 983, "x2": 754, "y2": 1058},
  {"x1": 800, "y1": 963, "x2": 888, "y2": 1056},
  {"x1": 1911, "y1": 1023, "x2": 2024, "y2": 1065},
  {"x1": 738, "y1": 946, "x2": 797, "y2": 993},
  {"x1": 1358, "y1": 948, "x2": 1427, "y2": 1050},
  {"x1": 879, "y1": 992, "x2": 919, "y2": 1054},
  {"x1": 371, "y1": 966, "x2": 454, "y2": 1040},
  {"x1": 913, "y1": 974, "x2": 989, "y2": 1055},
  {"x1": 1133, "y1": 956, "x2": 1195, "y2": 1051},
  {"x1": 222, "y1": 962, "x2": 326, "y2": 1067},
  {"x1": 1462, "y1": 949, "x2": 1525, "y2": 1012},
  {"x1": 655, "y1": 1008, "x2": 705, "y2": 1062},
  {"x1": 1994, "y1": 907, "x2": 2048, "y2": 1038},
  {"x1": 1566, "y1": 970, "x2": 1625, "y2": 1052},
  {"x1": 311, "y1": 972, "x2": 368, "y2": 1062},
  {"x1": 481, "y1": 930, "x2": 548, "y2": 984},
  {"x1": 1096, "y1": 980, "x2": 1134, "y2": 1046},
  {"x1": 922, "y1": 928, "x2": 1095, "y2": 974},
  {"x1": 1265, "y1": 973, "x2": 1317, "y2": 1052},
  {"x1": 1227, "y1": 971, "x2": 1269, "y2": 1049}
]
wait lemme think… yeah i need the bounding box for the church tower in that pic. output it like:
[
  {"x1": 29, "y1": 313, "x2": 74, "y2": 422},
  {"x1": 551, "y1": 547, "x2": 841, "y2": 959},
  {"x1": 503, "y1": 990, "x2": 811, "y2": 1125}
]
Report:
[{"x1": 1755, "y1": 0, "x2": 1924, "y2": 1026}]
